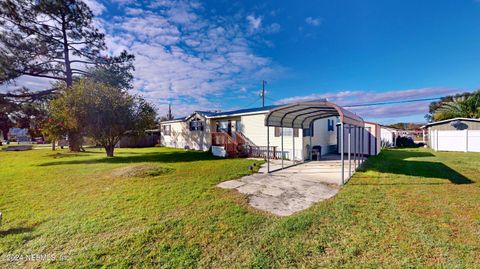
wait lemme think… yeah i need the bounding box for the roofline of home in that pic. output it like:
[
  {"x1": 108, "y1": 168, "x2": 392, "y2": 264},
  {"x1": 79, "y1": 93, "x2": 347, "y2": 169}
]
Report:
[
  {"x1": 159, "y1": 110, "x2": 272, "y2": 124},
  {"x1": 420, "y1": 117, "x2": 480, "y2": 129},
  {"x1": 206, "y1": 110, "x2": 271, "y2": 119},
  {"x1": 160, "y1": 119, "x2": 185, "y2": 124}
]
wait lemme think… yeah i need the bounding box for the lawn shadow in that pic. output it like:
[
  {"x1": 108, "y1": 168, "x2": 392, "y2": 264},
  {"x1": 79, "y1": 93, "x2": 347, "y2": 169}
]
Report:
[
  {"x1": 0, "y1": 226, "x2": 35, "y2": 237},
  {"x1": 38, "y1": 150, "x2": 220, "y2": 166},
  {"x1": 362, "y1": 149, "x2": 472, "y2": 185}
]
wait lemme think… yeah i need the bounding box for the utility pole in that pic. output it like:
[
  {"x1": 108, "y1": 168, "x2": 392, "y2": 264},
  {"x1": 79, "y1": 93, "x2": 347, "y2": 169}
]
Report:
[
  {"x1": 168, "y1": 103, "x2": 173, "y2": 120},
  {"x1": 261, "y1": 80, "x2": 267, "y2": 107}
]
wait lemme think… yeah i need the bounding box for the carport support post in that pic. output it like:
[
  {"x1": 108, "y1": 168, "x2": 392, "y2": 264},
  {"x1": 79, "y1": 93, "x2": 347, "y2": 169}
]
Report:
[
  {"x1": 355, "y1": 127, "x2": 358, "y2": 167},
  {"x1": 362, "y1": 127, "x2": 365, "y2": 164},
  {"x1": 357, "y1": 127, "x2": 360, "y2": 165},
  {"x1": 353, "y1": 126, "x2": 357, "y2": 170},
  {"x1": 359, "y1": 127, "x2": 362, "y2": 165},
  {"x1": 309, "y1": 123, "x2": 312, "y2": 160},
  {"x1": 267, "y1": 126, "x2": 270, "y2": 173},
  {"x1": 281, "y1": 127, "x2": 284, "y2": 169},
  {"x1": 348, "y1": 125, "x2": 351, "y2": 178},
  {"x1": 340, "y1": 122, "x2": 345, "y2": 185},
  {"x1": 360, "y1": 127, "x2": 363, "y2": 164},
  {"x1": 292, "y1": 128, "x2": 295, "y2": 164},
  {"x1": 359, "y1": 127, "x2": 361, "y2": 164}
]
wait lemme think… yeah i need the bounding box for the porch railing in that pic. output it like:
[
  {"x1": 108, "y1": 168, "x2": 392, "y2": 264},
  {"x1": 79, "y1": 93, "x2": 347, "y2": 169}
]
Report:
[
  {"x1": 246, "y1": 145, "x2": 279, "y2": 159},
  {"x1": 212, "y1": 132, "x2": 238, "y2": 156},
  {"x1": 211, "y1": 131, "x2": 279, "y2": 159}
]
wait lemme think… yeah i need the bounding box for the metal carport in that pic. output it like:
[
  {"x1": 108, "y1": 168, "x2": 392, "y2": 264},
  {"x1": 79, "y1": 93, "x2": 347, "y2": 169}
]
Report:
[{"x1": 264, "y1": 101, "x2": 366, "y2": 185}]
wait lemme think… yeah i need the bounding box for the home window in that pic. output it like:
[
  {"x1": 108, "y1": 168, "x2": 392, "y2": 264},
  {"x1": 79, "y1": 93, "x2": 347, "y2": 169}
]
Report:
[
  {"x1": 217, "y1": 121, "x2": 229, "y2": 132},
  {"x1": 327, "y1": 119, "x2": 334, "y2": 132},
  {"x1": 274, "y1": 127, "x2": 299, "y2": 137},
  {"x1": 163, "y1": 125, "x2": 171, "y2": 136},
  {"x1": 189, "y1": 119, "x2": 204, "y2": 131}
]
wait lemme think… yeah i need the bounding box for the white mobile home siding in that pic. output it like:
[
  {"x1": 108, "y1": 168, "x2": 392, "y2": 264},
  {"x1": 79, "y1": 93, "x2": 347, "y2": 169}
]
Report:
[
  {"x1": 160, "y1": 120, "x2": 211, "y2": 151},
  {"x1": 304, "y1": 117, "x2": 338, "y2": 159},
  {"x1": 239, "y1": 113, "x2": 304, "y2": 161}
]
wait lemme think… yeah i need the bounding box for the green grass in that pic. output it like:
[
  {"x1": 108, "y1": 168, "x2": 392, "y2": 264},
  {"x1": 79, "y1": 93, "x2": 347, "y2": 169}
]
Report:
[{"x1": 0, "y1": 147, "x2": 479, "y2": 268}]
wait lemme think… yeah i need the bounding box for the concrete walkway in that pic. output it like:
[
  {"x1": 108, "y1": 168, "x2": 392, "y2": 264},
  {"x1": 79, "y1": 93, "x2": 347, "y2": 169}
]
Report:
[{"x1": 218, "y1": 155, "x2": 365, "y2": 216}]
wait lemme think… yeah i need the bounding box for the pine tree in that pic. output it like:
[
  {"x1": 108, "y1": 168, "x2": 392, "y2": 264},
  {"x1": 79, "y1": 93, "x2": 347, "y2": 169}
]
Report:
[{"x1": 0, "y1": 0, "x2": 133, "y2": 151}]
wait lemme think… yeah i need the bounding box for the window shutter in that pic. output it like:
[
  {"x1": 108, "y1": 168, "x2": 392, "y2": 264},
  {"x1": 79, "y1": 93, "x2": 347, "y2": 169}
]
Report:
[
  {"x1": 302, "y1": 128, "x2": 309, "y2": 137},
  {"x1": 293, "y1": 128, "x2": 299, "y2": 137},
  {"x1": 274, "y1": 127, "x2": 280, "y2": 137},
  {"x1": 327, "y1": 119, "x2": 334, "y2": 131}
]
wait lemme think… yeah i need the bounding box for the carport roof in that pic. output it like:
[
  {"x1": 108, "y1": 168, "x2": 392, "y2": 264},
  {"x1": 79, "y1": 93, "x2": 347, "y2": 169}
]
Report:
[{"x1": 265, "y1": 101, "x2": 364, "y2": 128}]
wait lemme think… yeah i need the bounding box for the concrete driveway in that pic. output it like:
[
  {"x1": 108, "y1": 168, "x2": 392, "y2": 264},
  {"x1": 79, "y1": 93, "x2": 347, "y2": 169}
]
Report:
[{"x1": 218, "y1": 155, "x2": 363, "y2": 216}]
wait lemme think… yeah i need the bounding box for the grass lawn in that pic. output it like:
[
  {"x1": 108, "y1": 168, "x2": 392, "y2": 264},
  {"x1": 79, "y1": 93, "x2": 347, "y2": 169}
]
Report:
[{"x1": 0, "y1": 147, "x2": 479, "y2": 268}]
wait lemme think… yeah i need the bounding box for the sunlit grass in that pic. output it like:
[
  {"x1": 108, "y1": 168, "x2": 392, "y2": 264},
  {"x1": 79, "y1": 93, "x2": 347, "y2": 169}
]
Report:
[{"x1": 0, "y1": 147, "x2": 479, "y2": 268}]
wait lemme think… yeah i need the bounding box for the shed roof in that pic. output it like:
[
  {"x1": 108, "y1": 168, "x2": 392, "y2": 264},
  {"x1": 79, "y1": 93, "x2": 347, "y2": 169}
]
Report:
[
  {"x1": 265, "y1": 101, "x2": 364, "y2": 128},
  {"x1": 421, "y1": 117, "x2": 480, "y2": 129}
]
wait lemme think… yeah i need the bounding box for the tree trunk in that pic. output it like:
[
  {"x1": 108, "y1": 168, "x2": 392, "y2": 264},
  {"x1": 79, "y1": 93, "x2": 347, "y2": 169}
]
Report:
[
  {"x1": 61, "y1": 12, "x2": 79, "y2": 152},
  {"x1": 1, "y1": 126, "x2": 9, "y2": 141},
  {"x1": 105, "y1": 144, "x2": 115, "y2": 157},
  {"x1": 68, "y1": 131, "x2": 82, "y2": 152},
  {"x1": 52, "y1": 140, "x2": 56, "y2": 151}
]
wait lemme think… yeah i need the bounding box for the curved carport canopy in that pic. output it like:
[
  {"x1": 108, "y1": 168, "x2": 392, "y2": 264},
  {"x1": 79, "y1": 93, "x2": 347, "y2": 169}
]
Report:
[
  {"x1": 265, "y1": 101, "x2": 364, "y2": 128},
  {"x1": 264, "y1": 101, "x2": 365, "y2": 185}
]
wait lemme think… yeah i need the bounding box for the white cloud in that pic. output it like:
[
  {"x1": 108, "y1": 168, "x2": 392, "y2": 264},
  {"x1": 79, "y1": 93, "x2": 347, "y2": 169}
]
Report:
[
  {"x1": 125, "y1": 8, "x2": 144, "y2": 16},
  {"x1": 0, "y1": 76, "x2": 54, "y2": 92},
  {"x1": 246, "y1": 15, "x2": 262, "y2": 31},
  {"x1": 102, "y1": 1, "x2": 279, "y2": 116},
  {"x1": 0, "y1": 0, "x2": 281, "y2": 118},
  {"x1": 305, "y1": 16, "x2": 322, "y2": 26},
  {"x1": 110, "y1": 0, "x2": 135, "y2": 6},
  {"x1": 83, "y1": 0, "x2": 106, "y2": 16},
  {"x1": 266, "y1": 23, "x2": 281, "y2": 33}
]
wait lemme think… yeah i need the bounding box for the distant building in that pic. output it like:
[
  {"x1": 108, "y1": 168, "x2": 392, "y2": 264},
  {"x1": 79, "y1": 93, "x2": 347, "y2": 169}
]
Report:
[
  {"x1": 421, "y1": 118, "x2": 480, "y2": 152},
  {"x1": 380, "y1": 126, "x2": 400, "y2": 147}
]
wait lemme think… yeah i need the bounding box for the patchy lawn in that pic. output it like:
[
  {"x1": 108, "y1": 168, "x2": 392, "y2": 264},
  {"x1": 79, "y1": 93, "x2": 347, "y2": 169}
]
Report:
[{"x1": 0, "y1": 147, "x2": 479, "y2": 268}]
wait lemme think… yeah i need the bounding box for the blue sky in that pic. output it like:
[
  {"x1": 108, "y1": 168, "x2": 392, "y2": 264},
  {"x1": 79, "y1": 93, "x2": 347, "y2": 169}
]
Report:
[{"x1": 6, "y1": 0, "x2": 480, "y2": 124}]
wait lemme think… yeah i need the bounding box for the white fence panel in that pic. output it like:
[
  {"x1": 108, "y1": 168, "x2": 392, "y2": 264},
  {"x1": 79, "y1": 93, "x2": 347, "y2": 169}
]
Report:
[
  {"x1": 437, "y1": 131, "x2": 466, "y2": 152},
  {"x1": 468, "y1": 130, "x2": 480, "y2": 152}
]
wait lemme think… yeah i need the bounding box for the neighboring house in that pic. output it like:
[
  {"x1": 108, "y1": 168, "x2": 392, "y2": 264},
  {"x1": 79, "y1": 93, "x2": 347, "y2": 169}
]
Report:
[
  {"x1": 380, "y1": 126, "x2": 400, "y2": 147},
  {"x1": 421, "y1": 118, "x2": 480, "y2": 152},
  {"x1": 160, "y1": 101, "x2": 380, "y2": 160},
  {"x1": 364, "y1": 122, "x2": 382, "y2": 155}
]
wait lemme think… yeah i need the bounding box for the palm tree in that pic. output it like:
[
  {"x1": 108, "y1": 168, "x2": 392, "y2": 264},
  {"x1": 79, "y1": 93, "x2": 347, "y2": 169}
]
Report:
[{"x1": 433, "y1": 92, "x2": 480, "y2": 121}]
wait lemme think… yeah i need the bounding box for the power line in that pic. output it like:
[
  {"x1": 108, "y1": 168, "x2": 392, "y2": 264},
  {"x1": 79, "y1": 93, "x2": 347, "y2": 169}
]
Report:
[
  {"x1": 244, "y1": 96, "x2": 262, "y2": 108},
  {"x1": 265, "y1": 96, "x2": 279, "y2": 103},
  {"x1": 265, "y1": 96, "x2": 440, "y2": 108},
  {"x1": 342, "y1": 97, "x2": 442, "y2": 108}
]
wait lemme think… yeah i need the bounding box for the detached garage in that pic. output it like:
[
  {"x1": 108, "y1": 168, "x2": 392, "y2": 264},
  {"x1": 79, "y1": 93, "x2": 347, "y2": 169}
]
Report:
[{"x1": 422, "y1": 118, "x2": 480, "y2": 152}]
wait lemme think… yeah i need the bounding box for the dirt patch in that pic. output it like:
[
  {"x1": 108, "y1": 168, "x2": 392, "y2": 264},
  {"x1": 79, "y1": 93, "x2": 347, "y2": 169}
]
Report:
[{"x1": 110, "y1": 164, "x2": 174, "y2": 178}]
